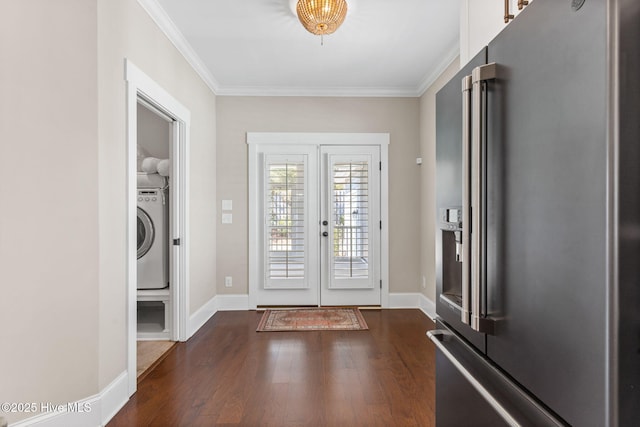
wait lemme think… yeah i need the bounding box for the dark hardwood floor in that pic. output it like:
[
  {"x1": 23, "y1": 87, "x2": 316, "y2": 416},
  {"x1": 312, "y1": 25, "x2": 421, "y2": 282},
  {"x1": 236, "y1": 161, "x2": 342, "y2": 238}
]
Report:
[{"x1": 108, "y1": 309, "x2": 437, "y2": 427}]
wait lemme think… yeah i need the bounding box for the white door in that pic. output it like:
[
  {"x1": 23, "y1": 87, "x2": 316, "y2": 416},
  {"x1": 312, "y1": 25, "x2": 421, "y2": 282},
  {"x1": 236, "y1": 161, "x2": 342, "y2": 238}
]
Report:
[
  {"x1": 320, "y1": 146, "x2": 381, "y2": 306},
  {"x1": 252, "y1": 143, "x2": 381, "y2": 307},
  {"x1": 255, "y1": 145, "x2": 320, "y2": 306}
]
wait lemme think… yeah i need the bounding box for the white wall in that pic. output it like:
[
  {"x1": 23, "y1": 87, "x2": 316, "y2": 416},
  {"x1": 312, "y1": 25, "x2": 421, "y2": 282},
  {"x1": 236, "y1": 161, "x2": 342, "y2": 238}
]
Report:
[
  {"x1": 216, "y1": 96, "x2": 421, "y2": 296},
  {"x1": 0, "y1": 1, "x2": 99, "y2": 424},
  {"x1": 0, "y1": 1, "x2": 217, "y2": 423},
  {"x1": 419, "y1": 59, "x2": 461, "y2": 302},
  {"x1": 98, "y1": 0, "x2": 218, "y2": 389}
]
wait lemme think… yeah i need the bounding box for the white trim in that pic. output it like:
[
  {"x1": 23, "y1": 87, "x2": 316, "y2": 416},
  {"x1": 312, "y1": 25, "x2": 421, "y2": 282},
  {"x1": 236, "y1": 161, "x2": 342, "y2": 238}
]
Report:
[
  {"x1": 187, "y1": 293, "x2": 431, "y2": 341},
  {"x1": 247, "y1": 132, "x2": 390, "y2": 146},
  {"x1": 178, "y1": 122, "x2": 191, "y2": 342},
  {"x1": 97, "y1": 372, "x2": 129, "y2": 426},
  {"x1": 388, "y1": 292, "x2": 422, "y2": 309},
  {"x1": 136, "y1": 0, "x2": 219, "y2": 94},
  {"x1": 416, "y1": 46, "x2": 460, "y2": 96},
  {"x1": 216, "y1": 294, "x2": 250, "y2": 311},
  {"x1": 9, "y1": 372, "x2": 129, "y2": 427},
  {"x1": 216, "y1": 85, "x2": 423, "y2": 98},
  {"x1": 188, "y1": 295, "x2": 251, "y2": 338},
  {"x1": 248, "y1": 143, "x2": 259, "y2": 309},
  {"x1": 125, "y1": 59, "x2": 191, "y2": 397},
  {"x1": 247, "y1": 133, "x2": 390, "y2": 309},
  {"x1": 135, "y1": 0, "x2": 456, "y2": 98},
  {"x1": 125, "y1": 62, "x2": 191, "y2": 120},
  {"x1": 380, "y1": 142, "x2": 390, "y2": 308},
  {"x1": 188, "y1": 294, "x2": 218, "y2": 338},
  {"x1": 388, "y1": 293, "x2": 436, "y2": 320},
  {"x1": 419, "y1": 294, "x2": 437, "y2": 320}
]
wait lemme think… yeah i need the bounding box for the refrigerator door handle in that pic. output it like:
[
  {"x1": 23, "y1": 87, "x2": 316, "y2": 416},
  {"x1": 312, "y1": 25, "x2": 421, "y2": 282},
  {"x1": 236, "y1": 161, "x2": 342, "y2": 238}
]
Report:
[
  {"x1": 428, "y1": 329, "x2": 521, "y2": 427},
  {"x1": 428, "y1": 329, "x2": 568, "y2": 427},
  {"x1": 470, "y1": 63, "x2": 497, "y2": 334},
  {"x1": 461, "y1": 75, "x2": 473, "y2": 326}
]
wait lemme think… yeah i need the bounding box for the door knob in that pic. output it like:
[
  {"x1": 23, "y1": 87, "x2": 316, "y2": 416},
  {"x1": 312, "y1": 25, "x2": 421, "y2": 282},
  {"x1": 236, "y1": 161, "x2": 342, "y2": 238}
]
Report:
[
  {"x1": 322, "y1": 220, "x2": 328, "y2": 226},
  {"x1": 322, "y1": 231, "x2": 329, "y2": 237}
]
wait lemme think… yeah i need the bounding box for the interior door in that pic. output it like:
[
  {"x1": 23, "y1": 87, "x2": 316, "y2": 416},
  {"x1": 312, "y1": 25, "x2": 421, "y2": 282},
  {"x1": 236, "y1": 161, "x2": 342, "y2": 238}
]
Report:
[{"x1": 320, "y1": 146, "x2": 381, "y2": 306}]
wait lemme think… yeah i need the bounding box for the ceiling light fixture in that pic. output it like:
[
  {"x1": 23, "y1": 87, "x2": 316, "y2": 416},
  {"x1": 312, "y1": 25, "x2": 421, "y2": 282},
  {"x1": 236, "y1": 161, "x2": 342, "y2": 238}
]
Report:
[{"x1": 296, "y1": 0, "x2": 348, "y2": 45}]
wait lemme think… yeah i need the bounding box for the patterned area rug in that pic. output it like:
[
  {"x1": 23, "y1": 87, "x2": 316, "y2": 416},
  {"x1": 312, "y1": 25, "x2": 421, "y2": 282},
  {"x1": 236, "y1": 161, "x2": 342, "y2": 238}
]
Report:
[{"x1": 256, "y1": 307, "x2": 369, "y2": 332}]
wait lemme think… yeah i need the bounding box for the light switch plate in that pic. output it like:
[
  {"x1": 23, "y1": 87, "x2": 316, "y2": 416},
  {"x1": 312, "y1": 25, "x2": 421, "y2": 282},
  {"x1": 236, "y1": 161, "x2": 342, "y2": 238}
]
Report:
[
  {"x1": 222, "y1": 213, "x2": 233, "y2": 224},
  {"x1": 222, "y1": 200, "x2": 233, "y2": 211}
]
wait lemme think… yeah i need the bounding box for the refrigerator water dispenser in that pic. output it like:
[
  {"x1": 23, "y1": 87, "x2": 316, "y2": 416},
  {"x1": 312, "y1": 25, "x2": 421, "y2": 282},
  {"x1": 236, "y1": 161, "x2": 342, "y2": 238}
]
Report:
[{"x1": 439, "y1": 208, "x2": 463, "y2": 310}]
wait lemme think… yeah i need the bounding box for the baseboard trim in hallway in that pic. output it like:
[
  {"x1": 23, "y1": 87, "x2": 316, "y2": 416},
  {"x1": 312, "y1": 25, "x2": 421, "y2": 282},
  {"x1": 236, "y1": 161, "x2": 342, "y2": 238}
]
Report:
[
  {"x1": 9, "y1": 371, "x2": 129, "y2": 427},
  {"x1": 189, "y1": 293, "x2": 436, "y2": 340}
]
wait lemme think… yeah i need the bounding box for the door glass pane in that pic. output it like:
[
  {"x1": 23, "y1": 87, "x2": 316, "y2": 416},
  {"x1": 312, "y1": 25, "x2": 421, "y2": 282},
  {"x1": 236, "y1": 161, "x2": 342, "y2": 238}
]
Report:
[
  {"x1": 267, "y1": 162, "x2": 305, "y2": 280},
  {"x1": 332, "y1": 161, "x2": 369, "y2": 278}
]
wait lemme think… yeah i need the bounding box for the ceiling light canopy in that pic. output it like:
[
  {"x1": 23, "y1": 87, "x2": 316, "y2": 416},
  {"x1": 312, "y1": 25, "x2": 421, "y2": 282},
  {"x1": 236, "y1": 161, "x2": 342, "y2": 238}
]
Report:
[{"x1": 296, "y1": 0, "x2": 348, "y2": 41}]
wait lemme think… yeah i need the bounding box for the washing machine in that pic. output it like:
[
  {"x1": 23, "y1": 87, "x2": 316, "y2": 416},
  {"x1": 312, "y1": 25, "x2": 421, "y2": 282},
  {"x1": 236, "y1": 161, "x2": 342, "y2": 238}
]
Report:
[{"x1": 137, "y1": 188, "x2": 169, "y2": 289}]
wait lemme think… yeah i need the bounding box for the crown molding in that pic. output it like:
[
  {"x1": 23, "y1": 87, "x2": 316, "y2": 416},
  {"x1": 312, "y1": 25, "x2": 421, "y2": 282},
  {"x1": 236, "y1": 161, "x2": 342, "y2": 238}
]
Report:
[
  {"x1": 136, "y1": 0, "x2": 219, "y2": 94},
  {"x1": 137, "y1": 0, "x2": 457, "y2": 99},
  {"x1": 216, "y1": 85, "x2": 421, "y2": 98},
  {"x1": 416, "y1": 44, "x2": 460, "y2": 97}
]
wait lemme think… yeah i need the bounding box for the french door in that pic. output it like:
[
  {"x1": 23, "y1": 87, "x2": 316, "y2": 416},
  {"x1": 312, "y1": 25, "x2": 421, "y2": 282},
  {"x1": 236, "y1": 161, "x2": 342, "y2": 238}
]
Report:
[
  {"x1": 249, "y1": 140, "x2": 382, "y2": 307},
  {"x1": 320, "y1": 146, "x2": 380, "y2": 306}
]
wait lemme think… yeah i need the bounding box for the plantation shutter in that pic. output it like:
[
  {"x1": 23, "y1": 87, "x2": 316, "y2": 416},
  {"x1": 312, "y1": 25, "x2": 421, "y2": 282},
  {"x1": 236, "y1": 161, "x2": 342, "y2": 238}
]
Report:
[
  {"x1": 264, "y1": 155, "x2": 309, "y2": 289},
  {"x1": 331, "y1": 161, "x2": 370, "y2": 280}
]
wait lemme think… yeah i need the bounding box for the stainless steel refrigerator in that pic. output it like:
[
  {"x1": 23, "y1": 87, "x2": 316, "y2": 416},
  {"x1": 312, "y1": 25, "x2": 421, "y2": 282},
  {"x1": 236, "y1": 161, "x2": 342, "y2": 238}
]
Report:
[{"x1": 430, "y1": 0, "x2": 639, "y2": 425}]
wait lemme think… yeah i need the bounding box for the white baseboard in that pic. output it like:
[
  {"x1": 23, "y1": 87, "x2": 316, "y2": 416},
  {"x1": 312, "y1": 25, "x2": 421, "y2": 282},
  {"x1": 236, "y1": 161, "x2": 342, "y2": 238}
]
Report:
[
  {"x1": 188, "y1": 293, "x2": 431, "y2": 339},
  {"x1": 188, "y1": 294, "x2": 218, "y2": 339},
  {"x1": 9, "y1": 372, "x2": 129, "y2": 427},
  {"x1": 188, "y1": 294, "x2": 250, "y2": 338},
  {"x1": 419, "y1": 294, "x2": 437, "y2": 320},
  {"x1": 98, "y1": 372, "x2": 129, "y2": 426},
  {"x1": 388, "y1": 292, "x2": 421, "y2": 308},
  {"x1": 216, "y1": 294, "x2": 249, "y2": 311},
  {"x1": 388, "y1": 292, "x2": 436, "y2": 320}
]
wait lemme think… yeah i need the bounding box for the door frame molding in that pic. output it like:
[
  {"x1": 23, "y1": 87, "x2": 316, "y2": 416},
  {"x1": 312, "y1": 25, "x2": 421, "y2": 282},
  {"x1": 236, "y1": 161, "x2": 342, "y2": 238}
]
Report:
[
  {"x1": 125, "y1": 60, "x2": 190, "y2": 396},
  {"x1": 247, "y1": 132, "x2": 390, "y2": 309}
]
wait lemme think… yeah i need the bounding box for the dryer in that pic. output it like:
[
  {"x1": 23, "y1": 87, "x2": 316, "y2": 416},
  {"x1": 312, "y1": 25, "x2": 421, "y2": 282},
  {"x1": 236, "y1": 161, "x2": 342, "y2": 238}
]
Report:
[{"x1": 137, "y1": 188, "x2": 169, "y2": 289}]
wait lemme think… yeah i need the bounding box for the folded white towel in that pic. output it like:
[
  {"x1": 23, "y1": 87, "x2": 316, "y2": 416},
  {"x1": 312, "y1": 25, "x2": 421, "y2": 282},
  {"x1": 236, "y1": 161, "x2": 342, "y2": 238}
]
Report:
[
  {"x1": 141, "y1": 157, "x2": 161, "y2": 174},
  {"x1": 157, "y1": 159, "x2": 171, "y2": 177}
]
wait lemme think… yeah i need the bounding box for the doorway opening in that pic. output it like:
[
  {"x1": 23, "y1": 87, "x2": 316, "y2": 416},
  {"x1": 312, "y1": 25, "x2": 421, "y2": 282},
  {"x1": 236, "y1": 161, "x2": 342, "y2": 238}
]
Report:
[
  {"x1": 125, "y1": 60, "x2": 190, "y2": 396},
  {"x1": 135, "y1": 100, "x2": 174, "y2": 381},
  {"x1": 248, "y1": 133, "x2": 390, "y2": 309}
]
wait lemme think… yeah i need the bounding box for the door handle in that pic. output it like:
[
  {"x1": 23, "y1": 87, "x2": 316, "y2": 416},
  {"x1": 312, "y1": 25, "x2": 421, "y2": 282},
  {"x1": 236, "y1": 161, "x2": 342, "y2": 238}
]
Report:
[
  {"x1": 470, "y1": 63, "x2": 496, "y2": 334},
  {"x1": 461, "y1": 75, "x2": 472, "y2": 326},
  {"x1": 322, "y1": 231, "x2": 329, "y2": 237},
  {"x1": 427, "y1": 330, "x2": 521, "y2": 427},
  {"x1": 322, "y1": 220, "x2": 328, "y2": 226},
  {"x1": 504, "y1": 0, "x2": 514, "y2": 23}
]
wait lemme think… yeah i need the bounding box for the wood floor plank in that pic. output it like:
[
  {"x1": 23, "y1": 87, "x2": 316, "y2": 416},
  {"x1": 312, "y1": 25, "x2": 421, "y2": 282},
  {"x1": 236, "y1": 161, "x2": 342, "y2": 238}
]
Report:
[{"x1": 108, "y1": 309, "x2": 436, "y2": 427}]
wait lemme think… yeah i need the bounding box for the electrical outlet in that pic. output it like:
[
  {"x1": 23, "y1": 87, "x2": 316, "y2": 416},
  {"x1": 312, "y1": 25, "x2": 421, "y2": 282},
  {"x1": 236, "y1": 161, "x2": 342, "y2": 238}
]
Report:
[{"x1": 225, "y1": 276, "x2": 233, "y2": 287}]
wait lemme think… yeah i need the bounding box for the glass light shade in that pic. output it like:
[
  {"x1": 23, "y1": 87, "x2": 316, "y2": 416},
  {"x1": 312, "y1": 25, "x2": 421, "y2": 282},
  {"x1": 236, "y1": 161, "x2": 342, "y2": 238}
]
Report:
[{"x1": 296, "y1": 0, "x2": 348, "y2": 36}]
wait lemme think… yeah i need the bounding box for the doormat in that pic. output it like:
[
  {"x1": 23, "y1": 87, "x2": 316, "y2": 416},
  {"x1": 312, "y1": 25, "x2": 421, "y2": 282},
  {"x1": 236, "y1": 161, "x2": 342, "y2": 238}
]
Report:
[{"x1": 256, "y1": 307, "x2": 369, "y2": 332}]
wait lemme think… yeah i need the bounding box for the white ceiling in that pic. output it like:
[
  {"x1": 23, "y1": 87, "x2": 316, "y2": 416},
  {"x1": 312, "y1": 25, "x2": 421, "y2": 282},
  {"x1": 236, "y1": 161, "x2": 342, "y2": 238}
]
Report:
[{"x1": 146, "y1": 0, "x2": 461, "y2": 97}]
